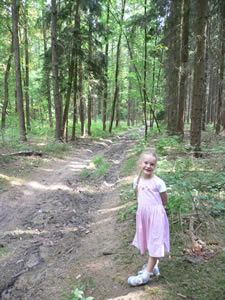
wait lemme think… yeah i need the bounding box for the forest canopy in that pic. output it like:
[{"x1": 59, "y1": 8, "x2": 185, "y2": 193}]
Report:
[{"x1": 0, "y1": 0, "x2": 224, "y2": 155}]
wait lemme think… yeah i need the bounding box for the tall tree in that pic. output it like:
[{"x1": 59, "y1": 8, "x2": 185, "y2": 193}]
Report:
[
  {"x1": 167, "y1": 0, "x2": 182, "y2": 135},
  {"x1": 42, "y1": 8, "x2": 53, "y2": 128},
  {"x1": 71, "y1": 0, "x2": 81, "y2": 141},
  {"x1": 12, "y1": 0, "x2": 26, "y2": 141},
  {"x1": 1, "y1": 43, "x2": 13, "y2": 129},
  {"x1": 23, "y1": 0, "x2": 30, "y2": 131},
  {"x1": 109, "y1": 0, "x2": 126, "y2": 133},
  {"x1": 177, "y1": 0, "x2": 190, "y2": 137},
  {"x1": 51, "y1": 0, "x2": 62, "y2": 140},
  {"x1": 143, "y1": 0, "x2": 148, "y2": 138},
  {"x1": 215, "y1": 0, "x2": 225, "y2": 134},
  {"x1": 190, "y1": 0, "x2": 208, "y2": 155},
  {"x1": 102, "y1": 0, "x2": 110, "y2": 131},
  {"x1": 87, "y1": 15, "x2": 93, "y2": 136}
]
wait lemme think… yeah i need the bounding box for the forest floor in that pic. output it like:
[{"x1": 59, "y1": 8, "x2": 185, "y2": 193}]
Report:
[{"x1": 0, "y1": 127, "x2": 224, "y2": 300}]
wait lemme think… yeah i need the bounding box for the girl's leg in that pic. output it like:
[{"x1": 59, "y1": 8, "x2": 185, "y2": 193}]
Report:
[
  {"x1": 128, "y1": 256, "x2": 159, "y2": 286},
  {"x1": 146, "y1": 256, "x2": 158, "y2": 273}
]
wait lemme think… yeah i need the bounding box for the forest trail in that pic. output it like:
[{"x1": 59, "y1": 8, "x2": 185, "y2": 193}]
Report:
[{"x1": 0, "y1": 128, "x2": 154, "y2": 300}]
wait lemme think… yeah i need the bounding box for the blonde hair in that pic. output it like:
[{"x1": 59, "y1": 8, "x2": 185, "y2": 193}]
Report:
[{"x1": 139, "y1": 151, "x2": 158, "y2": 162}]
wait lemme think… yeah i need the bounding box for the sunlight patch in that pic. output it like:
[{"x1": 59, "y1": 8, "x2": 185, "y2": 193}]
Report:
[
  {"x1": 27, "y1": 181, "x2": 73, "y2": 192},
  {"x1": 97, "y1": 204, "x2": 128, "y2": 214},
  {"x1": 0, "y1": 174, "x2": 25, "y2": 186},
  {"x1": 68, "y1": 161, "x2": 89, "y2": 170}
]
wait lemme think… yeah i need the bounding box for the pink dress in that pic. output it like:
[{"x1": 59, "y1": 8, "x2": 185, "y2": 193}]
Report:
[{"x1": 132, "y1": 175, "x2": 170, "y2": 257}]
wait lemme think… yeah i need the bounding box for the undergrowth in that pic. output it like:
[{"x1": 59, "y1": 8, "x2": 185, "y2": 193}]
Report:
[{"x1": 80, "y1": 156, "x2": 110, "y2": 179}]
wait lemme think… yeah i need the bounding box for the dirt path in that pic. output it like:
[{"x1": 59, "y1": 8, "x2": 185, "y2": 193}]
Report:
[{"x1": 0, "y1": 129, "x2": 148, "y2": 300}]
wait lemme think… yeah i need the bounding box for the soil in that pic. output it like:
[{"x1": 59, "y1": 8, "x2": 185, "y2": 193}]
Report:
[{"x1": 0, "y1": 129, "x2": 153, "y2": 300}]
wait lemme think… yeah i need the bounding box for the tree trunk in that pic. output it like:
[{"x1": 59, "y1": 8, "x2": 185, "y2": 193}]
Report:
[
  {"x1": 167, "y1": 0, "x2": 182, "y2": 135},
  {"x1": 79, "y1": 59, "x2": 85, "y2": 137},
  {"x1": 87, "y1": 17, "x2": 93, "y2": 136},
  {"x1": 12, "y1": 0, "x2": 27, "y2": 141},
  {"x1": 216, "y1": 1, "x2": 225, "y2": 134},
  {"x1": 190, "y1": 0, "x2": 208, "y2": 155},
  {"x1": 71, "y1": 55, "x2": 78, "y2": 141},
  {"x1": 127, "y1": 64, "x2": 132, "y2": 126},
  {"x1": 102, "y1": 0, "x2": 110, "y2": 131},
  {"x1": 109, "y1": 0, "x2": 126, "y2": 133},
  {"x1": 51, "y1": 0, "x2": 63, "y2": 140},
  {"x1": 42, "y1": 9, "x2": 53, "y2": 128},
  {"x1": 1, "y1": 46, "x2": 13, "y2": 129},
  {"x1": 177, "y1": 0, "x2": 190, "y2": 136},
  {"x1": 125, "y1": 33, "x2": 160, "y2": 132},
  {"x1": 201, "y1": 18, "x2": 209, "y2": 131},
  {"x1": 71, "y1": 0, "x2": 80, "y2": 141},
  {"x1": 24, "y1": 0, "x2": 30, "y2": 131},
  {"x1": 143, "y1": 0, "x2": 148, "y2": 138}
]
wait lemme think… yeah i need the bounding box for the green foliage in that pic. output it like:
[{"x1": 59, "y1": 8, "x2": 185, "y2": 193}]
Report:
[
  {"x1": 71, "y1": 121, "x2": 130, "y2": 139},
  {"x1": 70, "y1": 286, "x2": 94, "y2": 300},
  {"x1": 118, "y1": 131, "x2": 225, "y2": 300},
  {"x1": 155, "y1": 135, "x2": 185, "y2": 156},
  {"x1": 41, "y1": 139, "x2": 71, "y2": 154},
  {"x1": 122, "y1": 156, "x2": 136, "y2": 175},
  {"x1": 162, "y1": 251, "x2": 225, "y2": 300},
  {"x1": 119, "y1": 186, "x2": 137, "y2": 220},
  {"x1": 91, "y1": 156, "x2": 110, "y2": 178},
  {"x1": 80, "y1": 169, "x2": 91, "y2": 179},
  {"x1": 80, "y1": 156, "x2": 110, "y2": 179},
  {"x1": 119, "y1": 203, "x2": 137, "y2": 220}
]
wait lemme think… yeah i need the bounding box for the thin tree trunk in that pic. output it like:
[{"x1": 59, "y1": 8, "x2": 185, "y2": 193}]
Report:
[
  {"x1": 149, "y1": 37, "x2": 157, "y2": 128},
  {"x1": 167, "y1": 0, "x2": 182, "y2": 135},
  {"x1": 51, "y1": 0, "x2": 62, "y2": 140},
  {"x1": 79, "y1": 59, "x2": 85, "y2": 137},
  {"x1": 71, "y1": 0, "x2": 80, "y2": 141},
  {"x1": 201, "y1": 18, "x2": 209, "y2": 131},
  {"x1": 1, "y1": 46, "x2": 13, "y2": 129},
  {"x1": 62, "y1": 51, "x2": 74, "y2": 137},
  {"x1": 125, "y1": 34, "x2": 160, "y2": 132},
  {"x1": 71, "y1": 55, "x2": 78, "y2": 141},
  {"x1": 216, "y1": 1, "x2": 225, "y2": 134},
  {"x1": 127, "y1": 64, "x2": 132, "y2": 126},
  {"x1": 116, "y1": 87, "x2": 120, "y2": 127},
  {"x1": 109, "y1": 0, "x2": 126, "y2": 133},
  {"x1": 102, "y1": 0, "x2": 110, "y2": 131},
  {"x1": 177, "y1": 0, "x2": 190, "y2": 136},
  {"x1": 190, "y1": 0, "x2": 208, "y2": 155},
  {"x1": 12, "y1": 0, "x2": 26, "y2": 141},
  {"x1": 87, "y1": 17, "x2": 93, "y2": 136},
  {"x1": 42, "y1": 9, "x2": 53, "y2": 128},
  {"x1": 24, "y1": 0, "x2": 30, "y2": 131},
  {"x1": 143, "y1": 0, "x2": 148, "y2": 138}
]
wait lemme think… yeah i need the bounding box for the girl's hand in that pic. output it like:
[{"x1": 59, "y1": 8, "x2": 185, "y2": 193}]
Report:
[
  {"x1": 160, "y1": 191, "x2": 168, "y2": 206},
  {"x1": 134, "y1": 186, "x2": 138, "y2": 197}
]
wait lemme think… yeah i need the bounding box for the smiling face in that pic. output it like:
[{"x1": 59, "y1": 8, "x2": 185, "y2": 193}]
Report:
[{"x1": 139, "y1": 154, "x2": 157, "y2": 178}]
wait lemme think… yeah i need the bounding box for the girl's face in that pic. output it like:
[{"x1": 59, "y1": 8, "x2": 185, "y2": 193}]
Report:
[{"x1": 139, "y1": 154, "x2": 157, "y2": 178}]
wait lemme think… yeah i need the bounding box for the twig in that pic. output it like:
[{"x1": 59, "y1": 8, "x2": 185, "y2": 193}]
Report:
[{"x1": 177, "y1": 293, "x2": 187, "y2": 298}]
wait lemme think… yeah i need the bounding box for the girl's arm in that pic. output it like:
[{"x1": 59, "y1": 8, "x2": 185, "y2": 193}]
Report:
[
  {"x1": 160, "y1": 191, "x2": 168, "y2": 206},
  {"x1": 134, "y1": 170, "x2": 142, "y2": 197}
]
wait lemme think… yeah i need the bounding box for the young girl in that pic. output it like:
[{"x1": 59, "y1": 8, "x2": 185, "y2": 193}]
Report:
[{"x1": 128, "y1": 151, "x2": 170, "y2": 286}]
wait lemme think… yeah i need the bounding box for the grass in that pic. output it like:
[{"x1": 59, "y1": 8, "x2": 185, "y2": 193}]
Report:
[
  {"x1": 80, "y1": 156, "x2": 110, "y2": 179},
  {"x1": 161, "y1": 250, "x2": 225, "y2": 300},
  {"x1": 122, "y1": 156, "x2": 137, "y2": 175},
  {"x1": 68, "y1": 286, "x2": 94, "y2": 300}
]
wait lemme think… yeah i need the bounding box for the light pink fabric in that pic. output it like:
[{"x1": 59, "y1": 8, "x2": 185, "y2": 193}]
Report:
[{"x1": 132, "y1": 175, "x2": 170, "y2": 257}]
